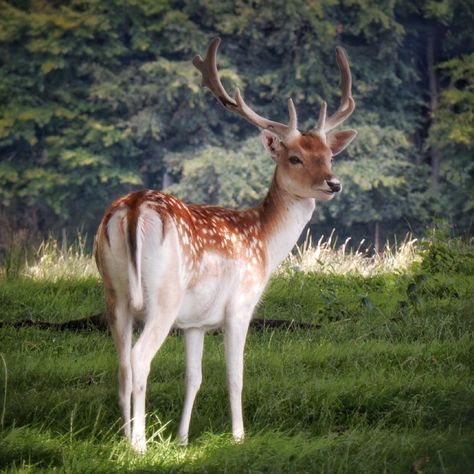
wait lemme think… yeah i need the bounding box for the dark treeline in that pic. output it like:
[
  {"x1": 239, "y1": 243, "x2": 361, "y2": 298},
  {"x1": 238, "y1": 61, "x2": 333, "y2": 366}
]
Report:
[{"x1": 0, "y1": 0, "x2": 473, "y2": 251}]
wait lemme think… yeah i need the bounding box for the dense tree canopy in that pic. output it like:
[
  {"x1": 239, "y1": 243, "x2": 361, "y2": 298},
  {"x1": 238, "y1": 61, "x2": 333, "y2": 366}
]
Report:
[{"x1": 0, "y1": 0, "x2": 472, "y2": 249}]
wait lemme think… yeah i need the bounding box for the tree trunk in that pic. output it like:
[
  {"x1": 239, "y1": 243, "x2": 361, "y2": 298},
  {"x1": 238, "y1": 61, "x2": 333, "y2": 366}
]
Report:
[
  {"x1": 162, "y1": 170, "x2": 173, "y2": 190},
  {"x1": 374, "y1": 221, "x2": 381, "y2": 254},
  {"x1": 427, "y1": 31, "x2": 440, "y2": 190}
]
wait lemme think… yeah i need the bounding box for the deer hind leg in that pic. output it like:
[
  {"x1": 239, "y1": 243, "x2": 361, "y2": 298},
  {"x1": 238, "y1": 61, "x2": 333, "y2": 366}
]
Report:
[
  {"x1": 107, "y1": 291, "x2": 133, "y2": 440},
  {"x1": 177, "y1": 328, "x2": 205, "y2": 445},
  {"x1": 130, "y1": 285, "x2": 184, "y2": 452}
]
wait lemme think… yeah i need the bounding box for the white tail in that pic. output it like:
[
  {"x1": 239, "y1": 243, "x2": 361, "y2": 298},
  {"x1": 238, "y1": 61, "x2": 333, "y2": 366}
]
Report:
[
  {"x1": 95, "y1": 38, "x2": 357, "y2": 452},
  {"x1": 126, "y1": 215, "x2": 144, "y2": 312}
]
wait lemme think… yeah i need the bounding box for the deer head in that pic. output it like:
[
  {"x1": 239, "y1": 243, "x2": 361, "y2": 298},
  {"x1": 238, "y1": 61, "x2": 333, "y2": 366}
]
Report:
[{"x1": 193, "y1": 37, "x2": 357, "y2": 201}]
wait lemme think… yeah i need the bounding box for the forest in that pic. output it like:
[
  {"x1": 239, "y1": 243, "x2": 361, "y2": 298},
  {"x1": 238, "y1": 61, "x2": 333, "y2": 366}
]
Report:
[{"x1": 0, "y1": 0, "x2": 473, "y2": 251}]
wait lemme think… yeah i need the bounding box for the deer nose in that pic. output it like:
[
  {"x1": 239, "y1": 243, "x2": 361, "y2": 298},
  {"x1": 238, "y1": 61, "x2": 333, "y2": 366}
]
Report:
[{"x1": 326, "y1": 178, "x2": 341, "y2": 193}]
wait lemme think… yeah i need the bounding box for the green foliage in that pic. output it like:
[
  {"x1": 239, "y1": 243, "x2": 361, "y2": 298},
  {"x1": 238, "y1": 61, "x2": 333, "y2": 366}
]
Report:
[
  {"x1": 417, "y1": 226, "x2": 474, "y2": 275},
  {"x1": 0, "y1": 0, "x2": 472, "y2": 243},
  {"x1": 427, "y1": 54, "x2": 474, "y2": 230},
  {"x1": 165, "y1": 136, "x2": 274, "y2": 207},
  {"x1": 431, "y1": 54, "x2": 474, "y2": 147},
  {"x1": 319, "y1": 125, "x2": 431, "y2": 237},
  {"x1": 0, "y1": 0, "x2": 145, "y2": 233}
]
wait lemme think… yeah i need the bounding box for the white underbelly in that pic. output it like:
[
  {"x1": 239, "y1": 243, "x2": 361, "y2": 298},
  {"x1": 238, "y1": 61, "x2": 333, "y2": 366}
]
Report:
[
  {"x1": 174, "y1": 277, "x2": 231, "y2": 329},
  {"x1": 174, "y1": 252, "x2": 237, "y2": 330}
]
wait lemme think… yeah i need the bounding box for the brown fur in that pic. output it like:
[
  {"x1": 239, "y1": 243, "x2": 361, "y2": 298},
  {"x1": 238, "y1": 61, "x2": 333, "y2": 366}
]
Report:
[{"x1": 96, "y1": 188, "x2": 273, "y2": 290}]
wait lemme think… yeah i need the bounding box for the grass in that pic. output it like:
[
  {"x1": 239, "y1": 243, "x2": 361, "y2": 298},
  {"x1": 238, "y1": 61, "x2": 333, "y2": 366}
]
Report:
[
  {"x1": 0, "y1": 231, "x2": 473, "y2": 472},
  {"x1": 0, "y1": 233, "x2": 97, "y2": 281},
  {"x1": 282, "y1": 230, "x2": 420, "y2": 276},
  {"x1": 1, "y1": 230, "x2": 419, "y2": 281}
]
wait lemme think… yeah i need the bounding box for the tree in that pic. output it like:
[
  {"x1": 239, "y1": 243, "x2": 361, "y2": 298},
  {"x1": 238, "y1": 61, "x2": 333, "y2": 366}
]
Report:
[
  {"x1": 427, "y1": 53, "x2": 474, "y2": 232},
  {"x1": 319, "y1": 125, "x2": 431, "y2": 250},
  {"x1": 0, "y1": 0, "x2": 472, "y2": 248},
  {"x1": 0, "y1": 0, "x2": 143, "y2": 237},
  {"x1": 164, "y1": 136, "x2": 274, "y2": 208}
]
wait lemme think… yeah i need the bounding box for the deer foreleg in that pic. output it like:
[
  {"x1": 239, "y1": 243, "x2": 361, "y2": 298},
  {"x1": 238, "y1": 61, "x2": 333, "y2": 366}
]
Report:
[{"x1": 224, "y1": 313, "x2": 251, "y2": 442}]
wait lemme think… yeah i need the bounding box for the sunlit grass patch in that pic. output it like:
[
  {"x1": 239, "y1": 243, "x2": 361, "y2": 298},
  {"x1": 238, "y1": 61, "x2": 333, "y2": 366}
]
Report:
[
  {"x1": 280, "y1": 230, "x2": 419, "y2": 276},
  {"x1": 0, "y1": 230, "x2": 420, "y2": 282},
  {"x1": 1, "y1": 421, "x2": 473, "y2": 473},
  {"x1": 22, "y1": 234, "x2": 99, "y2": 281},
  {"x1": 0, "y1": 232, "x2": 98, "y2": 281}
]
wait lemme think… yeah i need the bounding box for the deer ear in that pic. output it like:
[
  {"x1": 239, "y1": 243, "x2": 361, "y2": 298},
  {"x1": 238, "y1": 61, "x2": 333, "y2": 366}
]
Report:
[
  {"x1": 261, "y1": 129, "x2": 283, "y2": 161},
  {"x1": 327, "y1": 129, "x2": 357, "y2": 156}
]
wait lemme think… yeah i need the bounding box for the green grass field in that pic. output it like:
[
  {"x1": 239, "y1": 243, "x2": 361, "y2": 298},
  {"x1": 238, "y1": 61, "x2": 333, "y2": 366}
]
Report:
[{"x1": 0, "y1": 235, "x2": 473, "y2": 472}]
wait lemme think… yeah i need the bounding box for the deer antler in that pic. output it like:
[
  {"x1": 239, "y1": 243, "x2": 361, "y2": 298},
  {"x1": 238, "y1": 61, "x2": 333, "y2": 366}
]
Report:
[
  {"x1": 193, "y1": 37, "x2": 300, "y2": 141},
  {"x1": 313, "y1": 47, "x2": 355, "y2": 135}
]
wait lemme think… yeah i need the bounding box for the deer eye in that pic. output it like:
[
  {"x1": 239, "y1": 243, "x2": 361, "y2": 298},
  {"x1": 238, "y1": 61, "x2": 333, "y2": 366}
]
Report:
[{"x1": 289, "y1": 156, "x2": 303, "y2": 165}]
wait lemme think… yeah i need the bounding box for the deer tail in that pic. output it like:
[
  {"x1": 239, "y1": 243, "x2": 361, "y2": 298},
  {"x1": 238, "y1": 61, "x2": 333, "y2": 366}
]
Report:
[{"x1": 126, "y1": 210, "x2": 144, "y2": 312}]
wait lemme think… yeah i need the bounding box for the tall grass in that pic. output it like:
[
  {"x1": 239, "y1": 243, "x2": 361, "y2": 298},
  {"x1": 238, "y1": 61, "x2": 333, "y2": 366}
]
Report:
[
  {"x1": 283, "y1": 230, "x2": 419, "y2": 276},
  {"x1": 0, "y1": 230, "x2": 419, "y2": 281},
  {"x1": 0, "y1": 233, "x2": 98, "y2": 281}
]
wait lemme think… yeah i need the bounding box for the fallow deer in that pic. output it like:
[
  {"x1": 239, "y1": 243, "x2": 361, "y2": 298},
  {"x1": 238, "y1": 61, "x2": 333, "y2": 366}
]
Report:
[{"x1": 95, "y1": 37, "x2": 357, "y2": 452}]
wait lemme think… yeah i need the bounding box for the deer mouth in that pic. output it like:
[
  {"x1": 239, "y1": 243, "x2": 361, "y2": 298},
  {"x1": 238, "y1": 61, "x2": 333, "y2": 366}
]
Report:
[
  {"x1": 312, "y1": 188, "x2": 338, "y2": 201},
  {"x1": 314, "y1": 188, "x2": 336, "y2": 196}
]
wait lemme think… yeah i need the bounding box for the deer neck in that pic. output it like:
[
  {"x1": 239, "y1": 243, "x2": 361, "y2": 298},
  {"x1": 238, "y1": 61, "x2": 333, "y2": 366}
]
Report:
[{"x1": 257, "y1": 173, "x2": 315, "y2": 273}]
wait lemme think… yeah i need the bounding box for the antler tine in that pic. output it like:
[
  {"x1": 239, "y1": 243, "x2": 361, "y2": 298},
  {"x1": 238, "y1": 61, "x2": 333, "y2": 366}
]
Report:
[
  {"x1": 193, "y1": 37, "x2": 299, "y2": 141},
  {"x1": 192, "y1": 37, "x2": 237, "y2": 108},
  {"x1": 313, "y1": 101, "x2": 327, "y2": 133},
  {"x1": 287, "y1": 98, "x2": 298, "y2": 130},
  {"x1": 312, "y1": 47, "x2": 355, "y2": 135}
]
